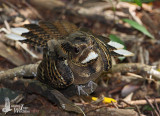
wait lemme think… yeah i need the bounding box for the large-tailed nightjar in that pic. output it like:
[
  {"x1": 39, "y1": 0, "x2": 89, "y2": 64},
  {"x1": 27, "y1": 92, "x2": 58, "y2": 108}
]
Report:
[{"x1": 6, "y1": 21, "x2": 134, "y2": 94}]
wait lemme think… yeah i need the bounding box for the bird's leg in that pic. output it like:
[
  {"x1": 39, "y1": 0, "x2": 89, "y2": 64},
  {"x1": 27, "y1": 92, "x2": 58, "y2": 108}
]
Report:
[
  {"x1": 87, "y1": 81, "x2": 97, "y2": 92},
  {"x1": 77, "y1": 81, "x2": 97, "y2": 96},
  {"x1": 77, "y1": 85, "x2": 88, "y2": 96}
]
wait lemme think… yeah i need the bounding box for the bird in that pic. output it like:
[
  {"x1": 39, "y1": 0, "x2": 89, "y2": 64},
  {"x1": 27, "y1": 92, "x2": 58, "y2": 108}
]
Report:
[{"x1": 5, "y1": 20, "x2": 134, "y2": 95}]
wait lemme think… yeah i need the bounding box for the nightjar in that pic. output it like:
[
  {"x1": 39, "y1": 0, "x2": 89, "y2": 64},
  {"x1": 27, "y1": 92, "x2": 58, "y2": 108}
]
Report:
[{"x1": 5, "y1": 21, "x2": 134, "y2": 95}]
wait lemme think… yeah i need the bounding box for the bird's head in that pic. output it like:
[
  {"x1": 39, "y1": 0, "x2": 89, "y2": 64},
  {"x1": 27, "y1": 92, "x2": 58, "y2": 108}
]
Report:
[{"x1": 62, "y1": 31, "x2": 99, "y2": 66}]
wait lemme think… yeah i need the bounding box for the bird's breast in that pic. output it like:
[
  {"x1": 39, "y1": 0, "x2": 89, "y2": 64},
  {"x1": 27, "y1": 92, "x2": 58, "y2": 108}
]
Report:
[{"x1": 68, "y1": 55, "x2": 103, "y2": 84}]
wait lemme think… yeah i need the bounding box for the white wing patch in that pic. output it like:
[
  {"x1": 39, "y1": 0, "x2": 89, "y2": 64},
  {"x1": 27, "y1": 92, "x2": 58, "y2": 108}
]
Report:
[
  {"x1": 108, "y1": 41, "x2": 124, "y2": 49},
  {"x1": 113, "y1": 49, "x2": 134, "y2": 57},
  {"x1": 5, "y1": 27, "x2": 29, "y2": 41},
  {"x1": 11, "y1": 27, "x2": 29, "y2": 35},
  {"x1": 5, "y1": 33, "x2": 27, "y2": 40},
  {"x1": 81, "y1": 51, "x2": 98, "y2": 64}
]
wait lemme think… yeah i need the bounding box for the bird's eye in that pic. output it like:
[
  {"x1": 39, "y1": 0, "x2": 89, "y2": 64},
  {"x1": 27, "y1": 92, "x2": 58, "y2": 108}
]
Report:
[{"x1": 74, "y1": 47, "x2": 79, "y2": 54}]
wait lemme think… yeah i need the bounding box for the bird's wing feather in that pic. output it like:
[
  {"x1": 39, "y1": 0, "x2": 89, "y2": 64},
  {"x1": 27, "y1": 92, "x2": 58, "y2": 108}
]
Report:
[
  {"x1": 96, "y1": 35, "x2": 134, "y2": 57},
  {"x1": 5, "y1": 21, "x2": 78, "y2": 47}
]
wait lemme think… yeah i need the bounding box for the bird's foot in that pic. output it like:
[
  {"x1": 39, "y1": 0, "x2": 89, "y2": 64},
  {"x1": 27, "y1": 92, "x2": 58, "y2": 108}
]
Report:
[
  {"x1": 77, "y1": 81, "x2": 97, "y2": 96},
  {"x1": 87, "y1": 81, "x2": 97, "y2": 92},
  {"x1": 77, "y1": 85, "x2": 89, "y2": 96}
]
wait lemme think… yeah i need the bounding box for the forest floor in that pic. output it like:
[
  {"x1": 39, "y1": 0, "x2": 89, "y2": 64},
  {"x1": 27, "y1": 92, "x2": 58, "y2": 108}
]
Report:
[{"x1": 0, "y1": 0, "x2": 160, "y2": 116}]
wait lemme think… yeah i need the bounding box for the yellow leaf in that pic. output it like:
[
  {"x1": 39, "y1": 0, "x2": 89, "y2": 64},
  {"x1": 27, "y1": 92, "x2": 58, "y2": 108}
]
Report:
[
  {"x1": 92, "y1": 97, "x2": 117, "y2": 104},
  {"x1": 92, "y1": 97, "x2": 98, "y2": 101},
  {"x1": 103, "y1": 97, "x2": 117, "y2": 104}
]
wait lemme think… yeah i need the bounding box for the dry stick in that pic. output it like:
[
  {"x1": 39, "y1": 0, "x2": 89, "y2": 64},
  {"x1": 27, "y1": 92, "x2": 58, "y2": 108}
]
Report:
[
  {"x1": 120, "y1": 98, "x2": 160, "y2": 107},
  {"x1": 119, "y1": 99, "x2": 141, "y2": 116},
  {"x1": 145, "y1": 97, "x2": 159, "y2": 116},
  {"x1": 0, "y1": 62, "x2": 40, "y2": 80},
  {"x1": 154, "y1": 99, "x2": 160, "y2": 114},
  {"x1": 110, "y1": 63, "x2": 160, "y2": 81},
  {"x1": 17, "y1": 42, "x2": 38, "y2": 58},
  {"x1": 84, "y1": 104, "x2": 111, "y2": 114},
  {"x1": 85, "y1": 104, "x2": 138, "y2": 116},
  {"x1": 111, "y1": 101, "x2": 119, "y2": 109},
  {"x1": 151, "y1": 111, "x2": 154, "y2": 116}
]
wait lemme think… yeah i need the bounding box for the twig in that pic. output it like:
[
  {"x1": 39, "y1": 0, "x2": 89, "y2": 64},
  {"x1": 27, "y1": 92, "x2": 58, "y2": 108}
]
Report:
[
  {"x1": 4, "y1": 20, "x2": 11, "y2": 32},
  {"x1": 128, "y1": 4, "x2": 143, "y2": 25},
  {"x1": 11, "y1": 94, "x2": 24, "y2": 104},
  {"x1": 145, "y1": 97, "x2": 159, "y2": 116},
  {"x1": 0, "y1": 27, "x2": 10, "y2": 34},
  {"x1": 120, "y1": 98, "x2": 160, "y2": 107},
  {"x1": 17, "y1": 42, "x2": 38, "y2": 58},
  {"x1": 119, "y1": 99, "x2": 141, "y2": 116},
  {"x1": 110, "y1": 63, "x2": 160, "y2": 81},
  {"x1": 154, "y1": 98, "x2": 160, "y2": 114},
  {"x1": 126, "y1": 72, "x2": 143, "y2": 78},
  {"x1": 144, "y1": 49, "x2": 149, "y2": 65},
  {"x1": 84, "y1": 104, "x2": 111, "y2": 114},
  {"x1": 0, "y1": 62, "x2": 40, "y2": 80},
  {"x1": 111, "y1": 101, "x2": 119, "y2": 109},
  {"x1": 139, "y1": 47, "x2": 144, "y2": 64}
]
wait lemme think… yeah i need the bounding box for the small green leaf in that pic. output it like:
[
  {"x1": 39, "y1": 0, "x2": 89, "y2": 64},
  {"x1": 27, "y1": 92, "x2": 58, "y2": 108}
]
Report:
[
  {"x1": 121, "y1": 0, "x2": 154, "y2": 3},
  {"x1": 123, "y1": 19, "x2": 154, "y2": 39},
  {"x1": 121, "y1": 0, "x2": 133, "y2": 2},
  {"x1": 134, "y1": 0, "x2": 142, "y2": 6},
  {"x1": 143, "y1": 105, "x2": 153, "y2": 111},
  {"x1": 109, "y1": 34, "x2": 125, "y2": 46}
]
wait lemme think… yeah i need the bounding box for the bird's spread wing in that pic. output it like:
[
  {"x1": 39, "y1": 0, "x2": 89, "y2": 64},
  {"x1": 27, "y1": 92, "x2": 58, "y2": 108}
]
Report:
[
  {"x1": 5, "y1": 21, "x2": 78, "y2": 47},
  {"x1": 97, "y1": 35, "x2": 134, "y2": 57}
]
